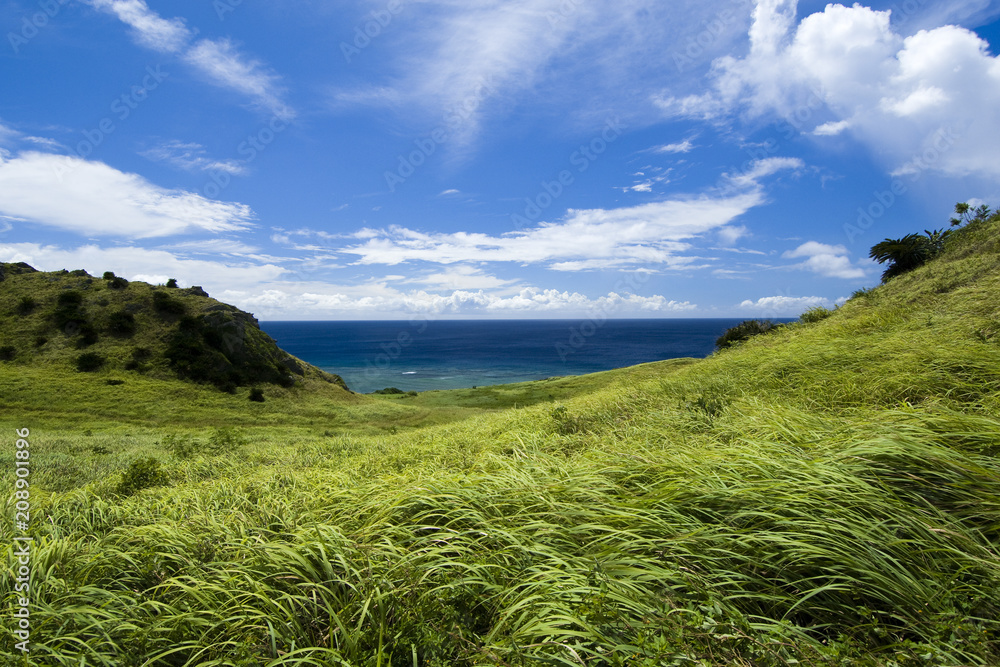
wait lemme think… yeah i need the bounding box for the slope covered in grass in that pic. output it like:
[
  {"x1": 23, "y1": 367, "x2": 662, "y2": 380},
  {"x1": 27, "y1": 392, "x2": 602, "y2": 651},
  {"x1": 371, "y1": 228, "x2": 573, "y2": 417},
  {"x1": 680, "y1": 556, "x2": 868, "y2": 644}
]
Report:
[
  {"x1": 2, "y1": 216, "x2": 1000, "y2": 666},
  {"x1": 0, "y1": 264, "x2": 348, "y2": 394}
]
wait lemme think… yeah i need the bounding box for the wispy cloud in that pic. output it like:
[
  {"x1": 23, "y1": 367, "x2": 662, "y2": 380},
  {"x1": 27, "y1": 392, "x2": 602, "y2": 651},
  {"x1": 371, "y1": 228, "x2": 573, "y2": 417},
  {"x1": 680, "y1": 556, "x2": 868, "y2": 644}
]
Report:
[
  {"x1": 649, "y1": 139, "x2": 696, "y2": 154},
  {"x1": 142, "y1": 140, "x2": 246, "y2": 175},
  {"x1": 88, "y1": 0, "x2": 293, "y2": 118}
]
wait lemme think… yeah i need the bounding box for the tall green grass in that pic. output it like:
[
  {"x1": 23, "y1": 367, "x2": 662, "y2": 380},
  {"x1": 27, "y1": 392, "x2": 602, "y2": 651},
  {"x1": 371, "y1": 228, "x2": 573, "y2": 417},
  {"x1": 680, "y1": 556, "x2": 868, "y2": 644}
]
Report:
[{"x1": 2, "y1": 217, "x2": 1000, "y2": 664}]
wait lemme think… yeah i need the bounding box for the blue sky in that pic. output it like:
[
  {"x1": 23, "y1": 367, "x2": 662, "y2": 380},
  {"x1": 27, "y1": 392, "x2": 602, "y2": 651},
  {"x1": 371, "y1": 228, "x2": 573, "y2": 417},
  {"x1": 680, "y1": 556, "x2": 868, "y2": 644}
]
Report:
[{"x1": 1, "y1": 0, "x2": 999, "y2": 320}]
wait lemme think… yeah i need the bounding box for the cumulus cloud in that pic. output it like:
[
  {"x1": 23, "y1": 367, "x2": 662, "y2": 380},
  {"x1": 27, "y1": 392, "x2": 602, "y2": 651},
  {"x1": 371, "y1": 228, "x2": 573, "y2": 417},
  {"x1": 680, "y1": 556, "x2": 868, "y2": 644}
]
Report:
[
  {"x1": 783, "y1": 241, "x2": 868, "y2": 279},
  {"x1": 658, "y1": 0, "x2": 1000, "y2": 178},
  {"x1": 739, "y1": 294, "x2": 838, "y2": 313},
  {"x1": 0, "y1": 242, "x2": 284, "y2": 294},
  {"x1": 0, "y1": 151, "x2": 254, "y2": 238},
  {"x1": 222, "y1": 285, "x2": 696, "y2": 319}
]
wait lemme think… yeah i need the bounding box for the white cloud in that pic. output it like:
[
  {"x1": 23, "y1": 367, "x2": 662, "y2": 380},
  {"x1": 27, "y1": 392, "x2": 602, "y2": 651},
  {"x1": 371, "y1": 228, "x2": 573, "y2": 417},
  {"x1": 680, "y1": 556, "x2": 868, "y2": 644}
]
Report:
[
  {"x1": 717, "y1": 225, "x2": 748, "y2": 245},
  {"x1": 404, "y1": 265, "x2": 520, "y2": 290},
  {"x1": 725, "y1": 157, "x2": 804, "y2": 189},
  {"x1": 739, "y1": 295, "x2": 835, "y2": 313},
  {"x1": 89, "y1": 0, "x2": 190, "y2": 53},
  {"x1": 158, "y1": 239, "x2": 262, "y2": 255},
  {"x1": 0, "y1": 151, "x2": 253, "y2": 238},
  {"x1": 89, "y1": 1, "x2": 292, "y2": 118},
  {"x1": 333, "y1": 1, "x2": 751, "y2": 148},
  {"x1": 142, "y1": 141, "x2": 247, "y2": 175},
  {"x1": 185, "y1": 39, "x2": 293, "y2": 119},
  {"x1": 651, "y1": 139, "x2": 695, "y2": 154},
  {"x1": 658, "y1": 0, "x2": 1000, "y2": 179},
  {"x1": 342, "y1": 193, "x2": 763, "y2": 268},
  {"x1": 222, "y1": 284, "x2": 697, "y2": 319},
  {"x1": 813, "y1": 120, "x2": 850, "y2": 136},
  {"x1": 783, "y1": 241, "x2": 868, "y2": 279},
  {"x1": 0, "y1": 243, "x2": 284, "y2": 295}
]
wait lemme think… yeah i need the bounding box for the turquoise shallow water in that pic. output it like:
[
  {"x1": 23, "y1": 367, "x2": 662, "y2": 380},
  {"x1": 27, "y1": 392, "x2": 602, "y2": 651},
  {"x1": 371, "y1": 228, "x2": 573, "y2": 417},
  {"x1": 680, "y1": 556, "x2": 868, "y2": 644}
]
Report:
[{"x1": 259, "y1": 319, "x2": 787, "y2": 394}]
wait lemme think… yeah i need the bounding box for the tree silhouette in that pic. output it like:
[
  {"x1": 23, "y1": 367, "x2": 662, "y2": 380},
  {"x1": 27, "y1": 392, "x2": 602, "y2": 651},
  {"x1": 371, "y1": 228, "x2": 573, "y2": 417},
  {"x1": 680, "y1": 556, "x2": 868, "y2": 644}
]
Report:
[{"x1": 869, "y1": 233, "x2": 938, "y2": 282}]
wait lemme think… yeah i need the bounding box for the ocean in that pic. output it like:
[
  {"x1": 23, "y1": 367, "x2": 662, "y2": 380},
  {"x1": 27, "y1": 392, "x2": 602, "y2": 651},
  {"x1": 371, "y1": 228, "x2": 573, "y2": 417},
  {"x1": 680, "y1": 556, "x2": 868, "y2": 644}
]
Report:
[{"x1": 259, "y1": 319, "x2": 778, "y2": 394}]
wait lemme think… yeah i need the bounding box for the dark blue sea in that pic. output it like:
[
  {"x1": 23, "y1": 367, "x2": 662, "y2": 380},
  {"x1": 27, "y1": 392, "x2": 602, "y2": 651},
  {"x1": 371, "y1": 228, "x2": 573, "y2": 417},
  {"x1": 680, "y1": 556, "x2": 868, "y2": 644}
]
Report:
[{"x1": 259, "y1": 319, "x2": 775, "y2": 394}]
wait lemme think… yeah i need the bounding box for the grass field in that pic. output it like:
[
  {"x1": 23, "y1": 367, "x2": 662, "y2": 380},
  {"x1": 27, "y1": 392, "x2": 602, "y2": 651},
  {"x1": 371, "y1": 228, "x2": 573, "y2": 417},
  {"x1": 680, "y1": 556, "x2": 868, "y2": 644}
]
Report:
[{"x1": 1, "y1": 216, "x2": 1000, "y2": 665}]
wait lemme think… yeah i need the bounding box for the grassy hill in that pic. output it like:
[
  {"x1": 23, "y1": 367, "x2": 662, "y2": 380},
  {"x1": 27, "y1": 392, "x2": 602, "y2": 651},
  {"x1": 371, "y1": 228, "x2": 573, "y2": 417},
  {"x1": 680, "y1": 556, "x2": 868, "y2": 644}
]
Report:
[
  {"x1": 1, "y1": 215, "x2": 999, "y2": 666},
  {"x1": 0, "y1": 264, "x2": 349, "y2": 395}
]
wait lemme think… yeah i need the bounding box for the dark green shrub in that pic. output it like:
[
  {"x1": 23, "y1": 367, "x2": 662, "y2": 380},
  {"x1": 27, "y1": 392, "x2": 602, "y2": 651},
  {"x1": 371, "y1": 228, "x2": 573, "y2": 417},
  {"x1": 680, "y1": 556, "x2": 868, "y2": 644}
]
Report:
[
  {"x1": 166, "y1": 278, "x2": 178, "y2": 288},
  {"x1": 125, "y1": 347, "x2": 151, "y2": 371},
  {"x1": 249, "y1": 387, "x2": 265, "y2": 402},
  {"x1": 106, "y1": 379, "x2": 125, "y2": 386},
  {"x1": 374, "y1": 387, "x2": 404, "y2": 394},
  {"x1": 76, "y1": 352, "x2": 104, "y2": 372},
  {"x1": 107, "y1": 310, "x2": 137, "y2": 336},
  {"x1": 75, "y1": 323, "x2": 99, "y2": 348},
  {"x1": 153, "y1": 291, "x2": 185, "y2": 315},
  {"x1": 102, "y1": 271, "x2": 116, "y2": 280},
  {"x1": 116, "y1": 458, "x2": 169, "y2": 496},
  {"x1": 0, "y1": 346, "x2": 15, "y2": 361},
  {"x1": 800, "y1": 306, "x2": 833, "y2": 323},
  {"x1": 715, "y1": 319, "x2": 779, "y2": 350},
  {"x1": 407, "y1": 391, "x2": 418, "y2": 397},
  {"x1": 34, "y1": 336, "x2": 48, "y2": 348},
  {"x1": 108, "y1": 276, "x2": 129, "y2": 290},
  {"x1": 16, "y1": 296, "x2": 36, "y2": 315}
]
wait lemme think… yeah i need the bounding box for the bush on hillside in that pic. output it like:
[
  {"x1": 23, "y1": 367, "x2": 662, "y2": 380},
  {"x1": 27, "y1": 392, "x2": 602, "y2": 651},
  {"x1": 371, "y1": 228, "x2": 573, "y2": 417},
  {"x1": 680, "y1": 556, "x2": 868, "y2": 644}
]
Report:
[
  {"x1": 153, "y1": 291, "x2": 186, "y2": 315},
  {"x1": 800, "y1": 306, "x2": 834, "y2": 323},
  {"x1": 76, "y1": 352, "x2": 104, "y2": 372},
  {"x1": 102, "y1": 271, "x2": 116, "y2": 280},
  {"x1": 116, "y1": 458, "x2": 168, "y2": 496},
  {"x1": 0, "y1": 345, "x2": 16, "y2": 361},
  {"x1": 108, "y1": 276, "x2": 129, "y2": 290},
  {"x1": 374, "y1": 387, "x2": 405, "y2": 394},
  {"x1": 16, "y1": 296, "x2": 36, "y2": 316},
  {"x1": 125, "y1": 347, "x2": 152, "y2": 371},
  {"x1": 54, "y1": 290, "x2": 85, "y2": 329},
  {"x1": 716, "y1": 319, "x2": 779, "y2": 350},
  {"x1": 249, "y1": 387, "x2": 265, "y2": 402},
  {"x1": 166, "y1": 278, "x2": 178, "y2": 288},
  {"x1": 107, "y1": 310, "x2": 137, "y2": 337},
  {"x1": 75, "y1": 323, "x2": 99, "y2": 348}
]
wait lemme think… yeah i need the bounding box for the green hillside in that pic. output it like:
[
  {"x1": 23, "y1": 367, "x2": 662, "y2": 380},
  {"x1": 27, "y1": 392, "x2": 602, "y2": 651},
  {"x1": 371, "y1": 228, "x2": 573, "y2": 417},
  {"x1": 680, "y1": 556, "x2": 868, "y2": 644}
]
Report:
[
  {"x1": 0, "y1": 265, "x2": 349, "y2": 395},
  {"x1": 1, "y1": 214, "x2": 999, "y2": 666}
]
